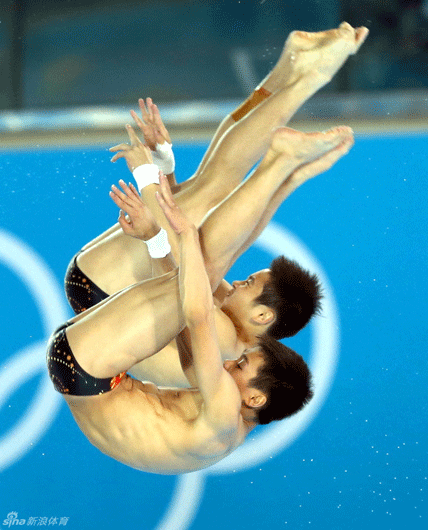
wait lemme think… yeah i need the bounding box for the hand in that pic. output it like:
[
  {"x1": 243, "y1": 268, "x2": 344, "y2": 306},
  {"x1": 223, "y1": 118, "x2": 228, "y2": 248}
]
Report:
[
  {"x1": 130, "y1": 98, "x2": 171, "y2": 151},
  {"x1": 109, "y1": 179, "x2": 160, "y2": 240},
  {"x1": 155, "y1": 172, "x2": 194, "y2": 235},
  {"x1": 109, "y1": 125, "x2": 153, "y2": 173}
]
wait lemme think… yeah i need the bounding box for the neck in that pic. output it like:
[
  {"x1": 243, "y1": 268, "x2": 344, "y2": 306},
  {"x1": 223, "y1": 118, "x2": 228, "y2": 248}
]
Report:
[
  {"x1": 241, "y1": 412, "x2": 258, "y2": 430},
  {"x1": 221, "y1": 307, "x2": 264, "y2": 346},
  {"x1": 237, "y1": 322, "x2": 266, "y2": 347}
]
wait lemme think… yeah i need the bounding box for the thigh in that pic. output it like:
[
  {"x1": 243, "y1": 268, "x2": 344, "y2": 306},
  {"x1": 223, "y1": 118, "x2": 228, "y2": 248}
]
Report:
[
  {"x1": 65, "y1": 270, "x2": 184, "y2": 379},
  {"x1": 77, "y1": 229, "x2": 153, "y2": 294},
  {"x1": 80, "y1": 223, "x2": 122, "y2": 251}
]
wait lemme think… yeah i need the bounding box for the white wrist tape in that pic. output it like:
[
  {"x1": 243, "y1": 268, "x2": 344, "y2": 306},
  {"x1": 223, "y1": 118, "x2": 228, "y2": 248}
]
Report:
[
  {"x1": 146, "y1": 228, "x2": 171, "y2": 258},
  {"x1": 151, "y1": 142, "x2": 175, "y2": 175},
  {"x1": 132, "y1": 164, "x2": 160, "y2": 192}
]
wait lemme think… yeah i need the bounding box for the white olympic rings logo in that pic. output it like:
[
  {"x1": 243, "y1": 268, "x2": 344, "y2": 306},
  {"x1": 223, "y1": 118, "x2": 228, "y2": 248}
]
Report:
[{"x1": 0, "y1": 229, "x2": 69, "y2": 472}]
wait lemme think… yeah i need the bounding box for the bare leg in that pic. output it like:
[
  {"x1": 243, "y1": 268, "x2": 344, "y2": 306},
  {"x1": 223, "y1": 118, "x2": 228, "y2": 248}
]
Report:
[
  {"x1": 81, "y1": 87, "x2": 312, "y2": 294},
  {"x1": 199, "y1": 126, "x2": 354, "y2": 287},
  {"x1": 190, "y1": 22, "x2": 368, "y2": 182},
  {"x1": 142, "y1": 126, "x2": 353, "y2": 283},
  {"x1": 80, "y1": 224, "x2": 121, "y2": 252},
  {"x1": 76, "y1": 226, "x2": 153, "y2": 294},
  {"x1": 234, "y1": 134, "x2": 355, "y2": 258},
  {"x1": 74, "y1": 24, "x2": 367, "y2": 296},
  {"x1": 150, "y1": 24, "x2": 368, "y2": 224},
  {"x1": 66, "y1": 270, "x2": 183, "y2": 378},
  {"x1": 76, "y1": 71, "x2": 308, "y2": 293},
  {"x1": 65, "y1": 127, "x2": 353, "y2": 378},
  {"x1": 139, "y1": 80, "x2": 329, "y2": 245}
]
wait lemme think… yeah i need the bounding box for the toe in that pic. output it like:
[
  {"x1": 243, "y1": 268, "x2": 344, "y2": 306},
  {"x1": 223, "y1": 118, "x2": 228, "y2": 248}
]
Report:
[
  {"x1": 339, "y1": 21, "x2": 354, "y2": 33},
  {"x1": 355, "y1": 27, "x2": 369, "y2": 49}
]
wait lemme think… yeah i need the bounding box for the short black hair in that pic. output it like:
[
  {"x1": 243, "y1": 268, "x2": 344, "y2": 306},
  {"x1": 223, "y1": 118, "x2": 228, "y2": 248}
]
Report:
[
  {"x1": 250, "y1": 334, "x2": 313, "y2": 425},
  {"x1": 255, "y1": 256, "x2": 323, "y2": 339}
]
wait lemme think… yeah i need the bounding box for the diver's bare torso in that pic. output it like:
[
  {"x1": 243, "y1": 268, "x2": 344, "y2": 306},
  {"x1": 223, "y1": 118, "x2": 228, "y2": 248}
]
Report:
[
  {"x1": 64, "y1": 376, "x2": 248, "y2": 474},
  {"x1": 128, "y1": 302, "x2": 244, "y2": 386}
]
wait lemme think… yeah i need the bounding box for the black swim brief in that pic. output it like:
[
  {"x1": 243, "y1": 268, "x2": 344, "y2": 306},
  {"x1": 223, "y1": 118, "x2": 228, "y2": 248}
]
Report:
[
  {"x1": 64, "y1": 253, "x2": 109, "y2": 314},
  {"x1": 46, "y1": 324, "x2": 126, "y2": 396}
]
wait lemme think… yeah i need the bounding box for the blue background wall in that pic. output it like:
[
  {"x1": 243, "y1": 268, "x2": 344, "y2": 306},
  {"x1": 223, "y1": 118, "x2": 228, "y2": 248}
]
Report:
[{"x1": 0, "y1": 133, "x2": 426, "y2": 529}]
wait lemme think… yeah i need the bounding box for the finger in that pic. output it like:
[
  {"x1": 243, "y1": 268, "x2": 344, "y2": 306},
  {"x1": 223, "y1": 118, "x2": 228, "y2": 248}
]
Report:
[
  {"x1": 129, "y1": 182, "x2": 142, "y2": 200},
  {"x1": 118, "y1": 179, "x2": 136, "y2": 201},
  {"x1": 155, "y1": 189, "x2": 170, "y2": 214},
  {"x1": 139, "y1": 124, "x2": 157, "y2": 151},
  {"x1": 109, "y1": 190, "x2": 126, "y2": 209},
  {"x1": 118, "y1": 211, "x2": 132, "y2": 234},
  {"x1": 152, "y1": 104, "x2": 171, "y2": 143},
  {"x1": 118, "y1": 209, "x2": 130, "y2": 223},
  {"x1": 146, "y1": 97, "x2": 154, "y2": 122},
  {"x1": 139, "y1": 98, "x2": 150, "y2": 122},
  {"x1": 158, "y1": 171, "x2": 176, "y2": 209},
  {"x1": 151, "y1": 104, "x2": 165, "y2": 133},
  {"x1": 111, "y1": 183, "x2": 133, "y2": 204},
  {"x1": 125, "y1": 124, "x2": 142, "y2": 146},
  {"x1": 139, "y1": 122, "x2": 156, "y2": 144},
  {"x1": 110, "y1": 152, "x2": 126, "y2": 163},
  {"x1": 110, "y1": 185, "x2": 134, "y2": 210},
  {"x1": 154, "y1": 128, "x2": 166, "y2": 145},
  {"x1": 109, "y1": 189, "x2": 126, "y2": 207},
  {"x1": 121, "y1": 209, "x2": 132, "y2": 222},
  {"x1": 118, "y1": 179, "x2": 141, "y2": 204},
  {"x1": 137, "y1": 99, "x2": 157, "y2": 147},
  {"x1": 109, "y1": 143, "x2": 131, "y2": 152},
  {"x1": 155, "y1": 191, "x2": 179, "y2": 234},
  {"x1": 130, "y1": 109, "x2": 144, "y2": 129}
]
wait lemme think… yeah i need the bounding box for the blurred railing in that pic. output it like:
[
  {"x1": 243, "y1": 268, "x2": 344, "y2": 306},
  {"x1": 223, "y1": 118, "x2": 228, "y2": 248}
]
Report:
[{"x1": 1, "y1": 0, "x2": 428, "y2": 132}]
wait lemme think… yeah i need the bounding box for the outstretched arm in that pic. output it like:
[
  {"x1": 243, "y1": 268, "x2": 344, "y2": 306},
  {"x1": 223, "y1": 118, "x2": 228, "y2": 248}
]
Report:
[{"x1": 156, "y1": 177, "x2": 241, "y2": 429}]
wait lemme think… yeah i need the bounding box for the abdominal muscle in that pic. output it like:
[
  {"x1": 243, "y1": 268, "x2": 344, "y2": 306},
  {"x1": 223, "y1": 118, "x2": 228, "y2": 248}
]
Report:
[{"x1": 63, "y1": 377, "x2": 233, "y2": 474}]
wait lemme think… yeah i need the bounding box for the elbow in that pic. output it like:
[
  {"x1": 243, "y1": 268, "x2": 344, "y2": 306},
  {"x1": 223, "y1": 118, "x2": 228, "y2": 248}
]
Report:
[
  {"x1": 183, "y1": 302, "x2": 214, "y2": 328},
  {"x1": 204, "y1": 259, "x2": 229, "y2": 293}
]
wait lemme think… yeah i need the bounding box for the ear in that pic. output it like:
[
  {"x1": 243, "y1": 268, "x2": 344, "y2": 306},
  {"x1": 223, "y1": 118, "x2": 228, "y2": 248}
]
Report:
[
  {"x1": 250, "y1": 305, "x2": 275, "y2": 326},
  {"x1": 244, "y1": 391, "x2": 267, "y2": 410}
]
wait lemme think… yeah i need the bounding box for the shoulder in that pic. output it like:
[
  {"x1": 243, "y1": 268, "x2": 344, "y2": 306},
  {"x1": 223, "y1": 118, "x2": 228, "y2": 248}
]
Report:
[
  {"x1": 189, "y1": 407, "x2": 246, "y2": 459},
  {"x1": 213, "y1": 307, "x2": 240, "y2": 358},
  {"x1": 193, "y1": 370, "x2": 242, "y2": 439}
]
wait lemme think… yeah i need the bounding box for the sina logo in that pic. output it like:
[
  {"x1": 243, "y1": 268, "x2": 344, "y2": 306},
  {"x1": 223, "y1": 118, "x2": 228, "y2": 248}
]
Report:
[{"x1": 3, "y1": 512, "x2": 25, "y2": 527}]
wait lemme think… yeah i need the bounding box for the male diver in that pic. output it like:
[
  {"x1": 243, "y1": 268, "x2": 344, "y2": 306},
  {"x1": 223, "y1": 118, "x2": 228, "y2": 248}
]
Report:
[
  {"x1": 47, "y1": 125, "x2": 351, "y2": 472},
  {"x1": 64, "y1": 24, "x2": 367, "y2": 387}
]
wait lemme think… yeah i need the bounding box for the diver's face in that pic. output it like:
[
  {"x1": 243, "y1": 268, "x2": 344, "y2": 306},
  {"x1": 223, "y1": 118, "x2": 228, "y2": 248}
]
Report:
[
  {"x1": 223, "y1": 348, "x2": 266, "y2": 394},
  {"x1": 221, "y1": 269, "x2": 271, "y2": 321}
]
